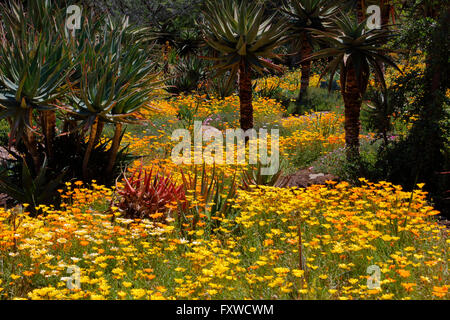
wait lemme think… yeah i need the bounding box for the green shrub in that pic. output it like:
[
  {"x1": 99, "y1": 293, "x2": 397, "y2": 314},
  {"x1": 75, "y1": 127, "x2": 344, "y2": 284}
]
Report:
[
  {"x1": 0, "y1": 119, "x2": 8, "y2": 146},
  {"x1": 288, "y1": 87, "x2": 343, "y2": 115},
  {"x1": 312, "y1": 140, "x2": 382, "y2": 184}
]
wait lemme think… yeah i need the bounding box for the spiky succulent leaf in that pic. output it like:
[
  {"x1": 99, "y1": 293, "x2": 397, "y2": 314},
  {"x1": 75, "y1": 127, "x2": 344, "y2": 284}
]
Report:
[
  {"x1": 202, "y1": 0, "x2": 289, "y2": 76},
  {"x1": 302, "y1": 16, "x2": 400, "y2": 92}
]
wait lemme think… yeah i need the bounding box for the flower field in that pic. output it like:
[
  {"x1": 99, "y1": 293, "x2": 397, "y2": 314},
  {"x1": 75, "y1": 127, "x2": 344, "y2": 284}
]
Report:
[
  {"x1": 0, "y1": 179, "x2": 448, "y2": 300},
  {"x1": 0, "y1": 84, "x2": 448, "y2": 300},
  {"x1": 0, "y1": 0, "x2": 448, "y2": 303}
]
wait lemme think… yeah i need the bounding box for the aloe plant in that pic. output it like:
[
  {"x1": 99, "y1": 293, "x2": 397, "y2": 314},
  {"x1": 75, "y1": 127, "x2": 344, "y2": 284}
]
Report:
[
  {"x1": 241, "y1": 161, "x2": 290, "y2": 190},
  {"x1": 65, "y1": 20, "x2": 162, "y2": 179},
  {"x1": 179, "y1": 164, "x2": 238, "y2": 235},
  {"x1": 202, "y1": 0, "x2": 289, "y2": 131},
  {"x1": 116, "y1": 166, "x2": 185, "y2": 220},
  {"x1": 0, "y1": 0, "x2": 72, "y2": 170}
]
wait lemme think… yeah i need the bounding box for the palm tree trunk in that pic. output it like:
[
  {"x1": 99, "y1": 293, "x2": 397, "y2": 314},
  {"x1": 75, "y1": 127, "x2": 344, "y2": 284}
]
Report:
[
  {"x1": 341, "y1": 66, "x2": 362, "y2": 160},
  {"x1": 297, "y1": 40, "x2": 312, "y2": 106},
  {"x1": 40, "y1": 110, "x2": 56, "y2": 161},
  {"x1": 239, "y1": 60, "x2": 253, "y2": 131},
  {"x1": 93, "y1": 120, "x2": 105, "y2": 147},
  {"x1": 82, "y1": 117, "x2": 98, "y2": 180},
  {"x1": 356, "y1": 0, "x2": 365, "y2": 23},
  {"x1": 106, "y1": 122, "x2": 123, "y2": 177},
  {"x1": 380, "y1": 0, "x2": 391, "y2": 27},
  {"x1": 23, "y1": 108, "x2": 41, "y2": 172}
]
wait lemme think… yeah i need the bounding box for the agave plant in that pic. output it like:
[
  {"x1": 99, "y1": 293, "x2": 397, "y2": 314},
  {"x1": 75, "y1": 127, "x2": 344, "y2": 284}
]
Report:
[
  {"x1": 206, "y1": 72, "x2": 237, "y2": 100},
  {"x1": 303, "y1": 15, "x2": 400, "y2": 159},
  {"x1": 281, "y1": 0, "x2": 338, "y2": 106},
  {"x1": 202, "y1": 0, "x2": 289, "y2": 131}
]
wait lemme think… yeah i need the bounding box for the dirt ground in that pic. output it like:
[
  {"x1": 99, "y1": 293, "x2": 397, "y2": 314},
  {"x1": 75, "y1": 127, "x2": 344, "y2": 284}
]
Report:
[{"x1": 279, "y1": 167, "x2": 339, "y2": 188}]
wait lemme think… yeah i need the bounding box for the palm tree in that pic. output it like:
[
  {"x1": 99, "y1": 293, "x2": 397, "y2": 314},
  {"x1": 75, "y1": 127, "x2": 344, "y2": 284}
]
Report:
[
  {"x1": 303, "y1": 15, "x2": 400, "y2": 160},
  {"x1": 281, "y1": 0, "x2": 338, "y2": 107},
  {"x1": 202, "y1": 0, "x2": 288, "y2": 131}
]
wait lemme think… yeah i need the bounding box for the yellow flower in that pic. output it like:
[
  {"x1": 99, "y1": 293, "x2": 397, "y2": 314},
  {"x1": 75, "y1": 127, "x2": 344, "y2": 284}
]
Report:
[
  {"x1": 207, "y1": 289, "x2": 218, "y2": 296},
  {"x1": 292, "y1": 269, "x2": 305, "y2": 278}
]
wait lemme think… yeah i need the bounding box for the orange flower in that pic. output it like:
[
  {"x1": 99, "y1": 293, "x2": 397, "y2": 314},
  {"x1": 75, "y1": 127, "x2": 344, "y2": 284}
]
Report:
[
  {"x1": 432, "y1": 286, "x2": 448, "y2": 298},
  {"x1": 397, "y1": 269, "x2": 411, "y2": 278},
  {"x1": 401, "y1": 283, "x2": 416, "y2": 292},
  {"x1": 149, "y1": 212, "x2": 164, "y2": 219}
]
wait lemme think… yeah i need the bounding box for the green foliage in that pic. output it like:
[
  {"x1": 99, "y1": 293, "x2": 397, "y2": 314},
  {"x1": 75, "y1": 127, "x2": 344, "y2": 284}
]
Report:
[
  {"x1": 306, "y1": 14, "x2": 400, "y2": 93},
  {"x1": 254, "y1": 77, "x2": 284, "y2": 100},
  {"x1": 0, "y1": 1, "x2": 161, "y2": 214},
  {"x1": 288, "y1": 87, "x2": 342, "y2": 114},
  {"x1": 165, "y1": 57, "x2": 206, "y2": 95},
  {"x1": 202, "y1": 0, "x2": 289, "y2": 78},
  {"x1": 177, "y1": 101, "x2": 200, "y2": 130},
  {"x1": 0, "y1": 155, "x2": 67, "y2": 217},
  {"x1": 179, "y1": 164, "x2": 238, "y2": 236},
  {"x1": 313, "y1": 140, "x2": 381, "y2": 184},
  {"x1": 0, "y1": 0, "x2": 72, "y2": 144},
  {"x1": 206, "y1": 72, "x2": 237, "y2": 100},
  {"x1": 360, "y1": 89, "x2": 393, "y2": 145},
  {"x1": 374, "y1": 8, "x2": 450, "y2": 217},
  {"x1": 66, "y1": 23, "x2": 159, "y2": 126},
  {"x1": 0, "y1": 119, "x2": 9, "y2": 146},
  {"x1": 241, "y1": 161, "x2": 288, "y2": 190}
]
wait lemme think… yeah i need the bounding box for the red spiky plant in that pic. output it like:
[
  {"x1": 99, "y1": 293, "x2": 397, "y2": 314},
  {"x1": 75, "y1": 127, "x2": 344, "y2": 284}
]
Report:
[{"x1": 116, "y1": 166, "x2": 185, "y2": 220}]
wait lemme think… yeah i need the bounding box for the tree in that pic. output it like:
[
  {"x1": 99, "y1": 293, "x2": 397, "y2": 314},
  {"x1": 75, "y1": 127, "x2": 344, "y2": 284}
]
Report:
[
  {"x1": 281, "y1": 0, "x2": 338, "y2": 108},
  {"x1": 65, "y1": 19, "x2": 160, "y2": 179},
  {"x1": 304, "y1": 15, "x2": 400, "y2": 160},
  {"x1": 356, "y1": 0, "x2": 366, "y2": 23},
  {"x1": 0, "y1": 0, "x2": 71, "y2": 171},
  {"x1": 380, "y1": 0, "x2": 394, "y2": 26},
  {"x1": 202, "y1": 0, "x2": 288, "y2": 131}
]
